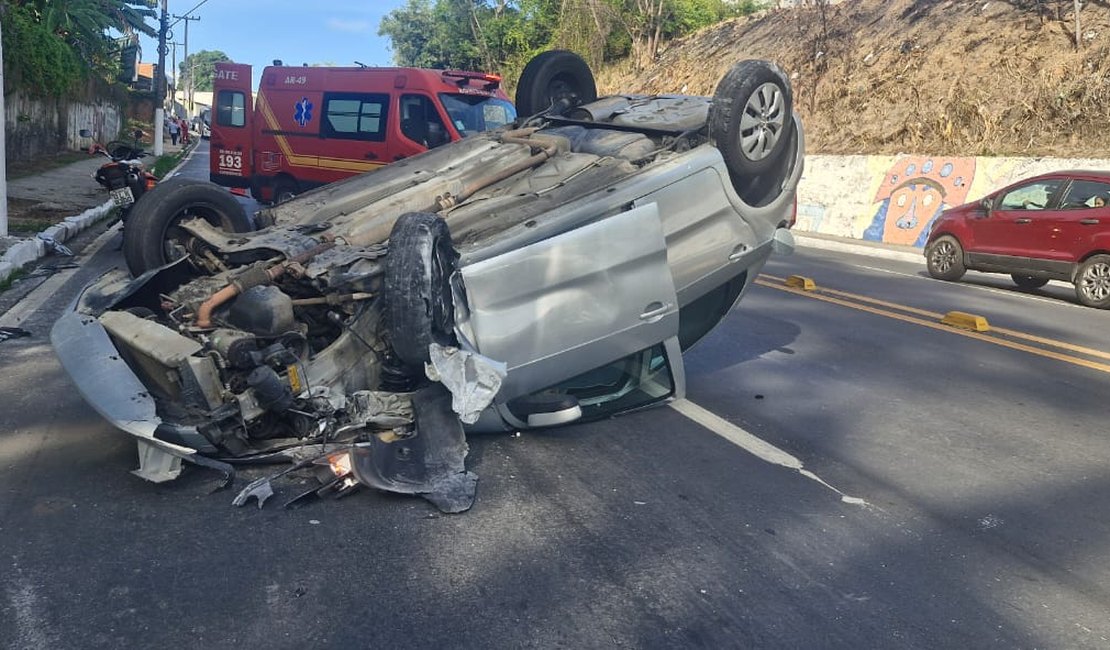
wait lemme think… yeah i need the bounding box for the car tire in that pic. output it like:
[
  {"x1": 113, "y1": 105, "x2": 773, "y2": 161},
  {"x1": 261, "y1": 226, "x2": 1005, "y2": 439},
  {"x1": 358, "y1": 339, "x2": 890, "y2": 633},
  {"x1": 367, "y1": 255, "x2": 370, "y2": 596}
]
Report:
[
  {"x1": 105, "y1": 140, "x2": 141, "y2": 159},
  {"x1": 515, "y1": 50, "x2": 597, "y2": 117},
  {"x1": 123, "y1": 178, "x2": 254, "y2": 277},
  {"x1": 1011, "y1": 274, "x2": 1048, "y2": 290},
  {"x1": 272, "y1": 177, "x2": 298, "y2": 204},
  {"x1": 709, "y1": 60, "x2": 795, "y2": 178},
  {"x1": 1074, "y1": 255, "x2": 1110, "y2": 308},
  {"x1": 383, "y1": 212, "x2": 459, "y2": 372},
  {"x1": 925, "y1": 235, "x2": 967, "y2": 281}
]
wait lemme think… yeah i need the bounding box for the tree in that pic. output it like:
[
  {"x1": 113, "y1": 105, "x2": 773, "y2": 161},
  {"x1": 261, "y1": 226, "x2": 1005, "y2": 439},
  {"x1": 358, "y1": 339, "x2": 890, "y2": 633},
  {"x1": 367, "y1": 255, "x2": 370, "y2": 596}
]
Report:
[
  {"x1": 179, "y1": 50, "x2": 230, "y2": 92},
  {"x1": 1, "y1": 0, "x2": 158, "y2": 95}
]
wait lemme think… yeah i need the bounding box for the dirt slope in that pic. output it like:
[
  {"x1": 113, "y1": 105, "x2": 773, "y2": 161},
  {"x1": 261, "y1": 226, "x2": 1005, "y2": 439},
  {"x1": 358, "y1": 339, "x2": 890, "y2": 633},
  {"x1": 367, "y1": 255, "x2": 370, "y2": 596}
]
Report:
[{"x1": 598, "y1": 0, "x2": 1110, "y2": 157}]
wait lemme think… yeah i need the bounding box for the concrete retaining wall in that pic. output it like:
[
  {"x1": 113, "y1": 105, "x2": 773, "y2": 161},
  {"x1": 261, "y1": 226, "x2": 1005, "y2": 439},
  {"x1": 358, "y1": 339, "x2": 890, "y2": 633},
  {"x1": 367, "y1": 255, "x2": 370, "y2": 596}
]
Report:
[
  {"x1": 796, "y1": 154, "x2": 1110, "y2": 247},
  {"x1": 4, "y1": 91, "x2": 123, "y2": 163}
]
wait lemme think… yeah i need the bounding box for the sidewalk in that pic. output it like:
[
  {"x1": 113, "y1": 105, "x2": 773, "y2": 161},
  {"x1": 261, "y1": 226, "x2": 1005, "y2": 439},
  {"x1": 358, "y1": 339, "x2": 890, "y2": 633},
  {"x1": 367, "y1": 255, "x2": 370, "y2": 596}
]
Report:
[{"x1": 1, "y1": 140, "x2": 188, "y2": 284}]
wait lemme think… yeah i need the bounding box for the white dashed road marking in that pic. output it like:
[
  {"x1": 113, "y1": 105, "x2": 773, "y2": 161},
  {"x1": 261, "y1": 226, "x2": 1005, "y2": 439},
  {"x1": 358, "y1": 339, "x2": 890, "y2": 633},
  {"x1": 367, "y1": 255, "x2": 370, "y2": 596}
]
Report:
[{"x1": 670, "y1": 398, "x2": 867, "y2": 506}]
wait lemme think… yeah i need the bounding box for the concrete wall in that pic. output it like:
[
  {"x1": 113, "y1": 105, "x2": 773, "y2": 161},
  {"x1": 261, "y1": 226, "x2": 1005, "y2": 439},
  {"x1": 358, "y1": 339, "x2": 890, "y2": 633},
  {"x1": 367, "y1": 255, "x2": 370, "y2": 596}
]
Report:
[
  {"x1": 796, "y1": 154, "x2": 1110, "y2": 247},
  {"x1": 4, "y1": 91, "x2": 123, "y2": 163}
]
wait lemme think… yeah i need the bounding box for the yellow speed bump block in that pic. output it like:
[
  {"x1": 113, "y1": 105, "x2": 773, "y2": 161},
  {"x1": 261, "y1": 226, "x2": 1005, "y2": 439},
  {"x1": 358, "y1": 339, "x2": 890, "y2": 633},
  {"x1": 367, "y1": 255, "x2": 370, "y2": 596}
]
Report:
[
  {"x1": 941, "y1": 311, "x2": 990, "y2": 332},
  {"x1": 785, "y1": 275, "x2": 817, "y2": 291}
]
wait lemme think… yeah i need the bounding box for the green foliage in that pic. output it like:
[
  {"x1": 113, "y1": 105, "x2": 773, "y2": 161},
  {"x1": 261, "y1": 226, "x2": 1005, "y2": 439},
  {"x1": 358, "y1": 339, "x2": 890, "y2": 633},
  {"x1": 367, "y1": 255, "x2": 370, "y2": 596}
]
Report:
[
  {"x1": 1, "y1": 0, "x2": 157, "y2": 97},
  {"x1": 379, "y1": 0, "x2": 767, "y2": 82},
  {"x1": 180, "y1": 50, "x2": 231, "y2": 92},
  {"x1": 1, "y1": 5, "x2": 84, "y2": 96}
]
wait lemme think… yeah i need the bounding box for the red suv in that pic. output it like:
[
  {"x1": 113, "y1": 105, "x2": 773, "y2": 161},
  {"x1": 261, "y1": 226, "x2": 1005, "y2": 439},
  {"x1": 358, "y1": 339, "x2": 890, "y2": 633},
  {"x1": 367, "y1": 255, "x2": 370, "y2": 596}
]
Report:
[{"x1": 925, "y1": 170, "x2": 1110, "y2": 308}]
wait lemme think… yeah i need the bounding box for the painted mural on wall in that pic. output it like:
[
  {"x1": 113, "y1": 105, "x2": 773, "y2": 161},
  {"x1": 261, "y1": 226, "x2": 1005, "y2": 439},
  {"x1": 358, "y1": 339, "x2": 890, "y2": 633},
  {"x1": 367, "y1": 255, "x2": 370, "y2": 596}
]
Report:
[{"x1": 862, "y1": 156, "x2": 976, "y2": 247}]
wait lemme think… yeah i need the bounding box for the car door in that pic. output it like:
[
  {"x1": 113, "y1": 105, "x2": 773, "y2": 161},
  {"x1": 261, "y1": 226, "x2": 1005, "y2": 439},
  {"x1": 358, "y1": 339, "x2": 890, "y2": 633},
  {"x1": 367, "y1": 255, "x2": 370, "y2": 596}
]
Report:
[
  {"x1": 969, "y1": 178, "x2": 1064, "y2": 265},
  {"x1": 458, "y1": 202, "x2": 680, "y2": 401},
  {"x1": 1051, "y1": 179, "x2": 1110, "y2": 263}
]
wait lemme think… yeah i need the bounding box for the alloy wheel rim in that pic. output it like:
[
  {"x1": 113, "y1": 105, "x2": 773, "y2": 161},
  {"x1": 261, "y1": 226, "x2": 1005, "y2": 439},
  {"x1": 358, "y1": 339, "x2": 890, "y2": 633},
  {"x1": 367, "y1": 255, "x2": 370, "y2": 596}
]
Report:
[
  {"x1": 931, "y1": 241, "x2": 955, "y2": 273},
  {"x1": 1081, "y1": 262, "x2": 1110, "y2": 301},
  {"x1": 738, "y1": 82, "x2": 786, "y2": 162}
]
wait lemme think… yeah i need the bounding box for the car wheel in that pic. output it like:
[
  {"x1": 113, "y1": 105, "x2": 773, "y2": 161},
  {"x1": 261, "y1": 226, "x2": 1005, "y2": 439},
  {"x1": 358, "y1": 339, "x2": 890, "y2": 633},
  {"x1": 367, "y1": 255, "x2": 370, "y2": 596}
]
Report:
[
  {"x1": 925, "y1": 235, "x2": 967, "y2": 281},
  {"x1": 1011, "y1": 274, "x2": 1048, "y2": 290},
  {"x1": 515, "y1": 50, "x2": 597, "y2": 117},
  {"x1": 123, "y1": 178, "x2": 254, "y2": 277},
  {"x1": 383, "y1": 212, "x2": 459, "y2": 372},
  {"x1": 709, "y1": 60, "x2": 794, "y2": 177},
  {"x1": 272, "y1": 177, "x2": 298, "y2": 204},
  {"x1": 1074, "y1": 255, "x2": 1110, "y2": 308}
]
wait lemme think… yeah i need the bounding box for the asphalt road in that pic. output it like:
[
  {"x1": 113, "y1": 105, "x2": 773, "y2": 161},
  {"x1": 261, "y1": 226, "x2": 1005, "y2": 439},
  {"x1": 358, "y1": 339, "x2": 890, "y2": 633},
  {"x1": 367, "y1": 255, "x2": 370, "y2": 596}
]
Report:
[{"x1": 2, "y1": 145, "x2": 1109, "y2": 648}]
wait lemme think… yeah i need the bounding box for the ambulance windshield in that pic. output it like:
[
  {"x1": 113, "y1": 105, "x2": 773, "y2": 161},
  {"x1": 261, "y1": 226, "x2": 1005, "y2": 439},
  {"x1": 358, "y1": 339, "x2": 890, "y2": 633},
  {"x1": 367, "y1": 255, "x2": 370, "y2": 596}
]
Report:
[{"x1": 438, "y1": 94, "x2": 517, "y2": 137}]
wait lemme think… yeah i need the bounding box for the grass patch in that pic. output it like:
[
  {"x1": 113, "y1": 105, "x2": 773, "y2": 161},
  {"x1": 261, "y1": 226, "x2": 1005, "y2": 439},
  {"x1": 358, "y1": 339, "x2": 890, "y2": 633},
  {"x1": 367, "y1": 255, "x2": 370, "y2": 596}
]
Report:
[
  {"x1": 0, "y1": 268, "x2": 28, "y2": 293},
  {"x1": 151, "y1": 142, "x2": 195, "y2": 179},
  {"x1": 8, "y1": 219, "x2": 55, "y2": 235}
]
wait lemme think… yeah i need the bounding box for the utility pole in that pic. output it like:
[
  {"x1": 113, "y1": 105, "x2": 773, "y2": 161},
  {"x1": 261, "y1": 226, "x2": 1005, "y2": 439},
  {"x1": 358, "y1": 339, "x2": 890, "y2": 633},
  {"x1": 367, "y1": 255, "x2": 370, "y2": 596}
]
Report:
[
  {"x1": 154, "y1": 0, "x2": 168, "y2": 156},
  {"x1": 169, "y1": 41, "x2": 183, "y2": 111},
  {"x1": 173, "y1": 14, "x2": 200, "y2": 117},
  {"x1": 1, "y1": 16, "x2": 8, "y2": 238}
]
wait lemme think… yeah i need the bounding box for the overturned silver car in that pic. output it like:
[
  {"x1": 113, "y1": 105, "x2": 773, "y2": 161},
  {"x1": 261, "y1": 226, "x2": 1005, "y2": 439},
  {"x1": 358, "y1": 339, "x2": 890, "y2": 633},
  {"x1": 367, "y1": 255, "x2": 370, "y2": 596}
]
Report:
[{"x1": 52, "y1": 51, "x2": 804, "y2": 512}]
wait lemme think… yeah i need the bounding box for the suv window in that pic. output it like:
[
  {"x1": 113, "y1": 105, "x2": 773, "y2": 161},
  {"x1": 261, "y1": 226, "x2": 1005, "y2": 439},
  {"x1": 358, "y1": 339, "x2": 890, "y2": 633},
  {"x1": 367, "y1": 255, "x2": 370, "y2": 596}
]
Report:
[
  {"x1": 322, "y1": 93, "x2": 388, "y2": 141},
  {"x1": 1060, "y1": 180, "x2": 1110, "y2": 209},
  {"x1": 998, "y1": 180, "x2": 1063, "y2": 211},
  {"x1": 400, "y1": 94, "x2": 449, "y2": 148},
  {"x1": 216, "y1": 90, "x2": 245, "y2": 127}
]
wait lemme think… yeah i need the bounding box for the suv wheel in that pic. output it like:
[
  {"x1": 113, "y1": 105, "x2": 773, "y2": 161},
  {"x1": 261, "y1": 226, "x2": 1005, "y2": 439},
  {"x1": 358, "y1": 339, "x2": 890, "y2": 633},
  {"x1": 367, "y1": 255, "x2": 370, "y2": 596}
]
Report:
[
  {"x1": 925, "y1": 235, "x2": 966, "y2": 281},
  {"x1": 1075, "y1": 255, "x2": 1110, "y2": 308}
]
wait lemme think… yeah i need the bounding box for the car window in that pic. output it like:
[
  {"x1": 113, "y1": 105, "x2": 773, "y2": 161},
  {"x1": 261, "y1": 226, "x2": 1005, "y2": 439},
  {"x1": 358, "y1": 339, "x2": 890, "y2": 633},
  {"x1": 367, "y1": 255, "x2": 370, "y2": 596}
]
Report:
[
  {"x1": 997, "y1": 180, "x2": 1063, "y2": 211},
  {"x1": 539, "y1": 343, "x2": 675, "y2": 421},
  {"x1": 216, "y1": 90, "x2": 245, "y2": 127},
  {"x1": 400, "y1": 94, "x2": 449, "y2": 148},
  {"x1": 1059, "y1": 179, "x2": 1110, "y2": 209},
  {"x1": 321, "y1": 92, "x2": 388, "y2": 141}
]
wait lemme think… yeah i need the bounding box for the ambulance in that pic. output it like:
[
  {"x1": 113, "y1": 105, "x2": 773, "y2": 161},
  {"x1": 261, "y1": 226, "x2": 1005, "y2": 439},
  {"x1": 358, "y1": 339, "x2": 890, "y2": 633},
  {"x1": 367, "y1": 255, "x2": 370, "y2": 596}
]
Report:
[{"x1": 210, "y1": 61, "x2": 516, "y2": 203}]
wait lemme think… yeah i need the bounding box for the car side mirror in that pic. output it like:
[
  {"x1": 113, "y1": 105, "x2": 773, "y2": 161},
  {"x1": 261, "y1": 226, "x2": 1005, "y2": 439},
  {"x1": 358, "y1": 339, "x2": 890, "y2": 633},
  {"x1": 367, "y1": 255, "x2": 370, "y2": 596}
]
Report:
[{"x1": 980, "y1": 196, "x2": 993, "y2": 213}]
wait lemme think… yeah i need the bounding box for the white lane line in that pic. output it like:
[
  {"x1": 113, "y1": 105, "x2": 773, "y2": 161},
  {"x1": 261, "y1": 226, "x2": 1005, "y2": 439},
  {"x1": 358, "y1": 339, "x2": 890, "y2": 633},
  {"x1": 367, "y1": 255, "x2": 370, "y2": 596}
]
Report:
[
  {"x1": 669, "y1": 398, "x2": 867, "y2": 506},
  {"x1": 845, "y1": 264, "x2": 1087, "y2": 309},
  {"x1": 0, "y1": 224, "x2": 120, "y2": 329}
]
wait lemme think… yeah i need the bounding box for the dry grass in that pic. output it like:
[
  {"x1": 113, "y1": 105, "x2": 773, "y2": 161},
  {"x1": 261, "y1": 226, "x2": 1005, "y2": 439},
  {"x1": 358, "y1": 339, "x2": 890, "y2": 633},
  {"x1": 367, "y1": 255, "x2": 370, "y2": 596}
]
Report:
[{"x1": 598, "y1": 0, "x2": 1110, "y2": 157}]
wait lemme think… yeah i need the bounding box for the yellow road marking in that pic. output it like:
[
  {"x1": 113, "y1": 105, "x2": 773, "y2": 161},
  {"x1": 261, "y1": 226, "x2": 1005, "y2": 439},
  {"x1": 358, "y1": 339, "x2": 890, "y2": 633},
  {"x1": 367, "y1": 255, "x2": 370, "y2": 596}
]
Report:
[
  {"x1": 753, "y1": 278, "x2": 1110, "y2": 374},
  {"x1": 759, "y1": 273, "x2": 1110, "y2": 361}
]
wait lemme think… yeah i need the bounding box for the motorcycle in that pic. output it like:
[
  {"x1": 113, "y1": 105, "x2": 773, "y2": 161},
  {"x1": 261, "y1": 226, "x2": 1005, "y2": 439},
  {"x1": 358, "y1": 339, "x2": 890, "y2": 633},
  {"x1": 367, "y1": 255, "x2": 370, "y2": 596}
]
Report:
[{"x1": 79, "y1": 128, "x2": 157, "y2": 217}]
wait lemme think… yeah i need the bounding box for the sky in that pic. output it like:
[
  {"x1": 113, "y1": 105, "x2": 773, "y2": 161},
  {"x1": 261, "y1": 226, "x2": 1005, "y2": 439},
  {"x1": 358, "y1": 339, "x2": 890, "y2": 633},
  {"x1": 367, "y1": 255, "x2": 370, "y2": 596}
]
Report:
[{"x1": 138, "y1": 0, "x2": 409, "y2": 88}]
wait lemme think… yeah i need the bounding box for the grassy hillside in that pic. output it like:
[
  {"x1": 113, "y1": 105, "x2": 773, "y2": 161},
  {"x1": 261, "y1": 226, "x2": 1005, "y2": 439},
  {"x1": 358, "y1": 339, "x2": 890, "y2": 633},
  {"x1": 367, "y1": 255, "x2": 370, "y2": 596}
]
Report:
[{"x1": 598, "y1": 0, "x2": 1110, "y2": 158}]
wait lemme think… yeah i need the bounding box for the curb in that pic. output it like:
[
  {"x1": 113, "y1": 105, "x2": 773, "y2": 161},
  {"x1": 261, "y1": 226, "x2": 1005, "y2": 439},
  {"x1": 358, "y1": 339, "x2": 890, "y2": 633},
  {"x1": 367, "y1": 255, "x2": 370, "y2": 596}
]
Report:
[
  {"x1": 792, "y1": 232, "x2": 924, "y2": 264},
  {"x1": 0, "y1": 142, "x2": 199, "y2": 286},
  {"x1": 0, "y1": 201, "x2": 116, "y2": 284}
]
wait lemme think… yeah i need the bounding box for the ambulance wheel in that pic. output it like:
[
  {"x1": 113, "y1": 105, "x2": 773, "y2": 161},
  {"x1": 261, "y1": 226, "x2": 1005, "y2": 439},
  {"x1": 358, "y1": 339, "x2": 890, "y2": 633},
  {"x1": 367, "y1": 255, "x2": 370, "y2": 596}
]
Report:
[
  {"x1": 383, "y1": 213, "x2": 459, "y2": 372},
  {"x1": 123, "y1": 178, "x2": 254, "y2": 277},
  {"x1": 272, "y1": 177, "x2": 299, "y2": 204},
  {"x1": 515, "y1": 50, "x2": 597, "y2": 117}
]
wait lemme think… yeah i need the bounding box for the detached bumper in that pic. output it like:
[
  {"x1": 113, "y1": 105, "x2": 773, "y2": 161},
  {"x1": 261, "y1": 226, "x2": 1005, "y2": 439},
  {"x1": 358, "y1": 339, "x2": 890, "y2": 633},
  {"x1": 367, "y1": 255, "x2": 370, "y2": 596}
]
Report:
[{"x1": 51, "y1": 311, "x2": 209, "y2": 481}]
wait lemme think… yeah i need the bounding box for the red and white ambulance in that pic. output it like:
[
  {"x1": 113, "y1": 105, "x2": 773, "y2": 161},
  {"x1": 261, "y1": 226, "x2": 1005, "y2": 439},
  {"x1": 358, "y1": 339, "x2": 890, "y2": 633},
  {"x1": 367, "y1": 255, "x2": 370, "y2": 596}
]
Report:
[{"x1": 210, "y1": 61, "x2": 516, "y2": 203}]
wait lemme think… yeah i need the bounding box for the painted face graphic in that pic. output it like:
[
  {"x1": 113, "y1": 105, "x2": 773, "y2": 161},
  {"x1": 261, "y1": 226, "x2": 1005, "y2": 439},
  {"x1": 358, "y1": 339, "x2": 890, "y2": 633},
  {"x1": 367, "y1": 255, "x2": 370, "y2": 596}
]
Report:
[
  {"x1": 866, "y1": 157, "x2": 976, "y2": 247},
  {"x1": 883, "y1": 180, "x2": 945, "y2": 246}
]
